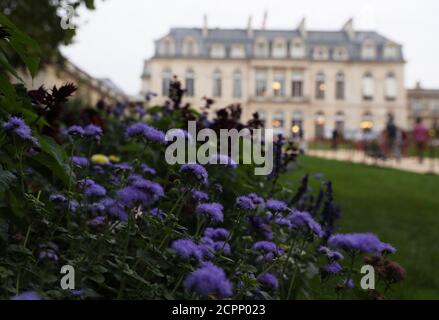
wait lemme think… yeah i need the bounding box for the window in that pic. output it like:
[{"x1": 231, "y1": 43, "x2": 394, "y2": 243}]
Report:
[
  {"x1": 362, "y1": 72, "x2": 375, "y2": 100},
  {"x1": 315, "y1": 111, "x2": 326, "y2": 139},
  {"x1": 257, "y1": 110, "x2": 266, "y2": 127},
  {"x1": 291, "y1": 72, "x2": 304, "y2": 98},
  {"x1": 335, "y1": 111, "x2": 345, "y2": 137},
  {"x1": 254, "y1": 38, "x2": 269, "y2": 57},
  {"x1": 185, "y1": 70, "x2": 195, "y2": 97},
  {"x1": 432, "y1": 100, "x2": 439, "y2": 115},
  {"x1": 182, "y1": 37, "x2": 198, "y2": 56},
  {"x1": 361, "y1": 112, "x2": 374, "y2": 133},
  {"x1": 272, "y1": 38, "x2": 287, "y2": 58},
  {"x1": 291, "y1": 111, "x2": 304, "y2": 138},
  {"x1": 213, "y1": 70, "x2": 222, "y2": 97},
  {"x1": 362, "y1": 40, "x2": 376, "y2": 59},
  {"x1": 336, "y1": 72, "x2": 345, "y2": 100},
  {"x1": 255, "y1": 70, "x2": 267, "y2": 97},
  {"x1": 313, "y1": 47, "x2": 329, "y2": 60},
  {"x1": 231, "y1": 45, "x2": 246, "y2": 58},
  {"x1": 272, "y1": 111, "x2": 285, "y2": 134},
  {"x1": 210, "y1": 44, "x2": 226, "y2": 58},
  {"x1": 384, "y1": 43, "x2": 399, "y2": 59},
  {"x1": 291, "y1": 38, "x2": 305, "y2": 58},
  {"x1": 385, "y1": 72, "x2": 397, "y2": 101},
  {"x1": 315, "y1": 72, "x2": 326, "y2": 100},
  {"x1": 273, "y1": 71, "x2": 286, "y2": 97},
  {"x1": 413, "y1": 99, "x2": 423, "y2": 115},
  {"x1": 233, "y1": 70, "x2": 242, "y2": 98},
  {"x1": 162, "y1": 69, "x2": 172, "y2": 96},
  {"x1": 333, "y1": 47, "x2": 349, "y2": 61},
  {"x1": 159, "y1": 37, "x2": 175, "y2": 56}
]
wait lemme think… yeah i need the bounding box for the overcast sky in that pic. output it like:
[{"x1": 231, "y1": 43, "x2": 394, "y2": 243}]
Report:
[{"x1": 61, "y1": 0, "x2": 439, "y2": 96}]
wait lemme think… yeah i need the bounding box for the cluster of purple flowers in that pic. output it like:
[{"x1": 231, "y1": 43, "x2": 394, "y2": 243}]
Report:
[
  {"x1": 318, "y1": 246, "x2": 344, "y2": 261},
  {"x1": 125, "y1": 122, "x2": 166, "y2": 145},
  {"x1": 180, "y1": 163, "x2": 208, "y2": 185},
  {"x1": 183, "y1": 262, "x2": 233, "y2": 298},
  {"x1": 66, "y1": 124, "x2": 103, "y2": 141},
  {"x1": 195, "y1": 203, "x2": 224, "y2": 223},
  {"x1": 258, "y1": 273, "x2": 279, "y2": 290},
  {"x1": 265, "y1": 199, "x2": 289, "y2": 213},
  {"x1": 192, "y1": 189, "x2": 209, "y2": 202},
  {"x1": 140, "y1": 163, "x2": 156, "y2": 175},
  {"x1": 323, "y1": 261, "x2": 343, "y2": 274},
  {"x1": 171, "y1": 239, "x2": 203, "y2": 261},
  {"x1": 71, "y1": 156, "x2": 89, "y2": 168},
  {"x1": 2, "y1": 116, "x2": 38, "y2": 145},
  {"x1": 38, "y1": 242, "x2": 59, "y2": 262},
  {"x1": 328, "y1": 233, "x2": 396, "y2": 255},
  {"x1": 236, "y1": 195, "x2": 256, "y2": 211},
  {"x1": 252, "y1": 241, "x2": 283, "y2": 262},
  {"x1": 200, "y1": 227, "x2": 231, "y2": 257},
  {"x1": 49, "y1": 194, "x2": 79, "y2": 212},
  {"x1": 78, "y1": 179, "x2": 107, "y2": 198},
  {"x1": 116, "y1": 175, "x2": 164, "y2": 207},
  {"x1": 11, "y1": 291, "x2": 42, "y2": 300},
  {"x1": 288, "y1": 211, "x2": 323, "y2": 237}
]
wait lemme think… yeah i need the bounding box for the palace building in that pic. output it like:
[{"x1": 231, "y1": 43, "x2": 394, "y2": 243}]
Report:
[{"x1": 141, "y1": 18, "x2": 407, "y2": 140}]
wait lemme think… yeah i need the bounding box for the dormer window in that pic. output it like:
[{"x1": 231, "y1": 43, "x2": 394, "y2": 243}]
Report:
[
  {"x1": 159, "y1": 36, "x2": 175, "y2": 56},
  {"x1": 272, "y1": 38, "x2": 287, "y2": 58},
  {"x1": 313, "y1": 47, "x2": 329, "y2": 60},
  {"x1": 383, "y1": 43, "x2": 399, "y2": 60},
  {"x1": 210, "y1": 44, "x2": 226, "y2": 58},
  {"x1": 182, "y1": 37, "x2": 198, "y2": 56},
  {"x1": 291, "y1": 38, "x2": 305, "y2": 58},
  {"x1": 254, "y1": 37, "x2": 269, "y2": 58},
  {"x1": 231, "y1": 44, "x2": 246, "y2": 58},
  {"x1": 333, "y1": 47, "x2": 349, "y2": 61},
  {"x1": 362, "y1": 40, "x2": 376, "y2": 60}
]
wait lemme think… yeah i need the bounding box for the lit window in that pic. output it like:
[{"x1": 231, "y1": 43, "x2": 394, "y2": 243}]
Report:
[
  {"x1": 273, "y1": 71, "x2": 285, "y2": 97},
  {"x1": 315, "y1": 72, "x2": 326, "y2": 100},
  {"x1": 315, "y1": 111, "x2": 326, "y2": 139},
  {"x1": 272, "y1": 111, "x2": 285, "y2": 134}
]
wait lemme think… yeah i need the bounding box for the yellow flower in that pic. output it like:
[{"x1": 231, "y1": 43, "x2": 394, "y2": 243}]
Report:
[
  {"x1": 91, "y1": 154, "x2": 110, "y2": 165},
  {"x1": 109, "y1": 155, "x2": 121, "y2": 163}
]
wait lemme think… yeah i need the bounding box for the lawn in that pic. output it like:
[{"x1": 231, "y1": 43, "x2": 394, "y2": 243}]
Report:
[{"x1": 280, "y1": 156, "x2": 439, "y2": 299}]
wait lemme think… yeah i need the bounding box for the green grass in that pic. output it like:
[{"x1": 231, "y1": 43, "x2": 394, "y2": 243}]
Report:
[{"x1": 280, "y1": 156, "x2": 439, "y2": 299}]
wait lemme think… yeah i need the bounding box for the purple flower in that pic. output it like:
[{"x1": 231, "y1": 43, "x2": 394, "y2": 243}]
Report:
[
  {"x1": 343, "y1": 278, "x2": 355, "y2": 288},
  {"x1": 84, "y1": 124, "x2": 103, "y2": 141},
  {"x1": 258, "y1": 273, "x2": 278, "y2": 290},
  {"x1": 200, "y1": 237, "x2": 231, "y2": 257},
  {"x1": 79, "y1": 179, "x2": 106, "y2": 198},
  {"x1": 380, "y1": 242, "x2": 397, "y2": 254},
  {"x1": 38, "y1": 249, "x2": 59, "y2": 262},
  {"x1": 183, "y1": 262, "x2": 233, "y2": 298},
  {"x1": 127, "y1": 175, "x2": 164, "y2": 203},
  {"x1": 247, "y1": 192, "x2": 264, "y2": 205},
  {"x1": 66, "y1": 125, "x2": 85, "y2": 137},
  {"x1": 323, "y1": 262, "x2": 342, "y2": 274},
  {"x1": 116, "y1": 186, "x2": 150, "y2": 207},
  {"x1": 11, "y1": 291, "x2": 41, "y2": 300},
  {"x1": 71, "y1": 156, "x2": 89, "y2": 168},
  {"x1": 192, "y1": 189, "x2": 209, "y2": 202},
  {"x1": 252, "y1": 241, "x2": 282, "y2": 262},
  {"x1": 266, "y1": 199, "x2": 288, "y2": 212},
  {"x1": 195, "y1": 203, "x2": 224, "y2": 223},
  {"x1": 288, "y1": 211, "x2": 323, "y2": 237},
  {"x1": 125, "y1": 122, "x2": 166, "y2": 145},
  {"x1": 203, "y1": 227, "x2": 229, "y2": 241},
  {"x1": 180, "y1": 163, "x2": 208, "y2": 185},
  {"x1": 248, "y1": 216, "x2": 273, "y2": 240},
  {"x1": 113, "y1": 162, "x2": 133, "y2": 172},
  {"x1": 209, "y1": 154, "x2": 237, "y2": 169},
  {"x1": 171, "y1": 239, "x2": 202, "y2": 261},
  {"x1": 98, "y1": 198, "x2": 128, "y2": 221},
  {"x1": 328, "y1": 233, "x2": 395, "y2": 255},
  {"x1": 236, "y1": 196, "x2": 256, "y2": 210},
  {"x1": 88, "y1": 216, "x2": 105, "y2": 227},
  {"x1": 150, "y1": 208, "x2": 165, "y2": 220},
  {"x1": 49, "y1": 194, "x2": 67, "y2": 203},
  {"x1": 2, "y1": 116, "x2": 38, "y2": 145},
  {"x1": 141, "y1": 163, "x2": 156, "y2": 175},
  {"x1": 318, "y1": 246, "x2": 344, "y2": 261}
]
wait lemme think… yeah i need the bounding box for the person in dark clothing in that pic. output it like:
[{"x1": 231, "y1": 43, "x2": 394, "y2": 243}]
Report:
[{"x1": 331, "y1": 129, "x2": 339, "y2": 150}]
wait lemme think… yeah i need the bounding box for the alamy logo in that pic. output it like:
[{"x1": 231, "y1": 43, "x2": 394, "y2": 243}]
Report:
[{"x1": 165, "y1": 121, "x2": 274, "y2": 176}]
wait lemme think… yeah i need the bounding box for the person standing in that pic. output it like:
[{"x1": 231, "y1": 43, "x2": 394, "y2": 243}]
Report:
[
  {"x1": 413, "y1": 118, "x2": 429, "y2": 164},
  {"x1": 331, "y1": 128, "x2": 339, "y2": 151}
]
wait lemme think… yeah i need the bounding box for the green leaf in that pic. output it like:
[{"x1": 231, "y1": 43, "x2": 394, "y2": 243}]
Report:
[{"x1": 0, "y1": 168, "x2": 17, "y2": 192}]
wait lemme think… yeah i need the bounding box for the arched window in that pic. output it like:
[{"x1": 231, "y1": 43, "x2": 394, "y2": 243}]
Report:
[
  {"x1": 361, "y1": 111, "x2": 374, "y2": 133},
  {"x1": 233, "y1": 70, "x2": 242, "y2": 98},
  {"x1": 315, "y1": 111, "x2": 326, "y2": 139},
  {"x1": 362, "y1": 72, "x2": 375, "y2": 100},
  {"x1": 291, "y1": 111, "x2": 304, "y2": 138},
  {"x1": 336, "y1": 72, "x2": 345, "y2": 100},
  {"x1": 254, "y1": 37, "x2": 269, "y2": 57},
  {"x1": 182, "y1": 37, "x2": 198, "y2": 56},
  {"x1": 272, "y1": 111, "x2": 285, "y2": 135},
  {"x1": 162, "y1": 69, "x2": 172, "y2": 96},
  {"x1": 315, "y1": 72, "x2": 326, "y2": 100},
  {"x1": 255, "y1": 70, "x2": 267, "y2": 97},
  {"x1": 273, "y1": 70, "x2": 286, "y2": 97},
  {"x1": 212, "y1": 70, "x2": 222, "y2": 97},
  {"x1": 385, "y1": 72, "x2": 397, "y2": 101},
  {"x1": 185, "y1": 69, "x2": 195, "y2": 97},
  {"x1": 159, "y1": 37, "x2": 175, "y2": 56},
  {"x1": 272, "y1": 38, "x2": 287, "y2": 58},
  {"x1": 335, "y1": 111, "x2": 345, "y2": 137},
  {"x1": 291, "y1": 71, "x2": 304, "y2": 98},
  {"x1": 291, "y1": 38, "x2": 305, "y2": 58}
]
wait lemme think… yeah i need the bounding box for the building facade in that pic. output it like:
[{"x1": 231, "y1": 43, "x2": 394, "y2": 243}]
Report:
[
  {"x1": 407, "y1": 83, "x2": 439, "y2": 129},
  {"x1": 141, "y1": 18, "x2": 407, "y2": 140}
]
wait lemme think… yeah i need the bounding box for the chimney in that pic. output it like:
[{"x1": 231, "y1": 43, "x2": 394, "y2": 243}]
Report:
[
  {"x1": 261, "y1": 10, "x2": 268, "y2": 30},
  {"x1": 247, "y1": 15, "x2": 253, "y2": 37},
  {"x1": 342, "y1": 18, "x2": 355, "y2": 40},
  {"x1": 298, "y1": 17, "x2": 307, "y2": 38},
  {"x1": 203, "y1": 14, "x2": 208, "y2": 37}
]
